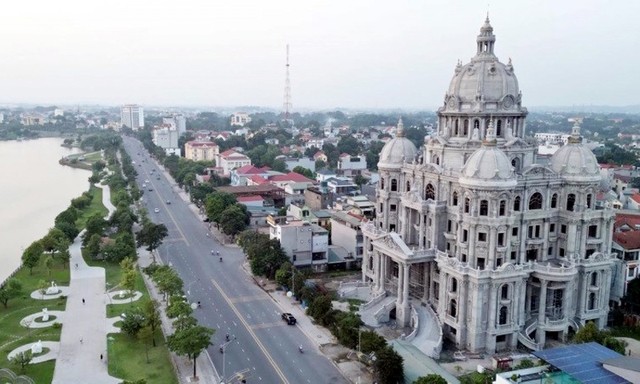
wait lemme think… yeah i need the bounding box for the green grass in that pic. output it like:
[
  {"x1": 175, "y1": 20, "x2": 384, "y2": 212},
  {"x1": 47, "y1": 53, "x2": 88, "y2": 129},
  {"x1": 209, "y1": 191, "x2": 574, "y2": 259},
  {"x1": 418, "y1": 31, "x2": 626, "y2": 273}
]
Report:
[
  {"x1": 75, "y1": 185, "x2": 109, "y2": 229},
  {"x1": 0, "y1": 264, "x2": 69, "y2": 383},
  {"x1": 108, "y1": 331, "x2": 178, "y2": 384}
]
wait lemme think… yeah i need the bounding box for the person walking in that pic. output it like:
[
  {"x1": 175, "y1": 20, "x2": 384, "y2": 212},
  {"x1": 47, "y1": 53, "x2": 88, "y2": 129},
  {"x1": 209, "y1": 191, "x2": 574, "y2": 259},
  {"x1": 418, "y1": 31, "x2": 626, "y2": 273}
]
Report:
[{"x1": 82, "y1": 298, "x2": 85, "y2": 304}]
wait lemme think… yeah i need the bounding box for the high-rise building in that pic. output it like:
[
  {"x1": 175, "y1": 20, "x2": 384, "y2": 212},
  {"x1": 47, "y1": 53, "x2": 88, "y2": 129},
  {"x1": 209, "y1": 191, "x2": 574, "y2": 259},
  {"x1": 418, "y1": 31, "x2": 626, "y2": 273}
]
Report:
[
  {"x1": 163, "y1": 114, "x2": 186, "y2": 136},
  {"x1": 121, "y1": 104, "x2": 144, "y2": 130},
  {"x1": 360, "y1": 17, "x2": 619, "y2": 355}
]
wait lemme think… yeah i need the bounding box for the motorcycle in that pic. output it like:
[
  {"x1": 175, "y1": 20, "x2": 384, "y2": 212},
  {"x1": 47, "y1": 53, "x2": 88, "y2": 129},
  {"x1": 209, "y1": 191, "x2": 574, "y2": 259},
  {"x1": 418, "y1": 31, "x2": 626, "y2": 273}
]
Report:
[{"x1": 298, "y1": 345, "x2": 304, "y2": 354}]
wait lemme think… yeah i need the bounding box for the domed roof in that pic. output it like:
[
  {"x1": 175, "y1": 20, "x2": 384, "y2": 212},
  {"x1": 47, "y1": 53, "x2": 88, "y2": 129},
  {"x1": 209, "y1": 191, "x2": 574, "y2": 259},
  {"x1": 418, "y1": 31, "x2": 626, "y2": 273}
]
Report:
[
  {"x1": 549, "y1": 123, "x2": 601, "y2": 182},
  {"x1": 378, "y1": 118, "x2": 417, "y2": 169},
  {"x1": 460, "y1": 121, "x2": 516, "y2": 188},
  {"x1": 444, "y1": 17, "x2": 520, "y2": 109}
]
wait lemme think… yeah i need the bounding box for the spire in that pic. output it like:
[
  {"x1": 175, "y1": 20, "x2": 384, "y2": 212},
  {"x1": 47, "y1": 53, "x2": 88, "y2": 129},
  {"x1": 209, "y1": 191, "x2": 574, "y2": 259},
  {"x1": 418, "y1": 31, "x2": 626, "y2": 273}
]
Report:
[
  {"x1": 568, "y1": 121, "x2": 583, "y2": 144},
  {"x1": 396, "y1": 118, "x2": 405, "y2": 137},
  {"x1": 483, "y1": 119, "x2": 497, "y2": 146},
  {"x1": 476, "y1": 16, "x2": 496, "y2": 57}
]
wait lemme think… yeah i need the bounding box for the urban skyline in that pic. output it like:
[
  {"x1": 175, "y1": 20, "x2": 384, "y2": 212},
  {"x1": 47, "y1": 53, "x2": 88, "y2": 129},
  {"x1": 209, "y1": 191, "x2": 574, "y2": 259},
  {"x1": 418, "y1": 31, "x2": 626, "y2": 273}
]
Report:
[{"x1": 0, "y1": 1, "x2": 637, "y2": 109}]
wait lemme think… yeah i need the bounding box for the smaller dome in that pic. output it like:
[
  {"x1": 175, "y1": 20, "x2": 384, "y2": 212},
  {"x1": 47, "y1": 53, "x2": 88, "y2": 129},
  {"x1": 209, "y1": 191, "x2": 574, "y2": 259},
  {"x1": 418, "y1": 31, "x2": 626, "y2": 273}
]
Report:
[
  {"x1": 378, "y1": 118, "x2": 417, "y2": 169},
  {"x1": 549, "y1": 123, "x2": 600, "y2": 181},
  {"x1": 460, "y1": 121, "x2": 516, "y2": 188}
]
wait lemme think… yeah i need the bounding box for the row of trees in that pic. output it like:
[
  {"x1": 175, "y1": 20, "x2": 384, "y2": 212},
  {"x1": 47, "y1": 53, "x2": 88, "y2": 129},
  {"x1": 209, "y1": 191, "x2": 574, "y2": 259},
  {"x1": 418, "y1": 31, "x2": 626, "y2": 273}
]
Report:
[
  {"x1": 237, "y1": 231, "x2": 289, "y2": 279},
  {"x1": 205, "y1": 192, "x2": 250, "y2": 239}
]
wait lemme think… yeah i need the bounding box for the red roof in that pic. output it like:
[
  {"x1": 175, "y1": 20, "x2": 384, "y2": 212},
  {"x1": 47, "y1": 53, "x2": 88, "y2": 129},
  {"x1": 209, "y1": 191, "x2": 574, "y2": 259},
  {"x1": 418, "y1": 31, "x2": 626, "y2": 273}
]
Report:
[
  {"x1": 614, "y1": 231, "x2": 640, "y2": 250},
  {"x1": 614, "y1": 212, "x2": 640, "y2": 231},
  {"x1": 237, "y1": 195, "x2": 264, "y2": 202},
  {"x1": 632, "y1": 193, "x2": 640, "y2": 204},
  {"x1": 269, "y1": 172, "x2": 314, "y2": 183},
  {"x1": 249, "y1": 175, "x2": 269, "y2": 185},
  {"x1": 236, "y1": 165, "x2": 270, "y2": 174},
  {"x1": 614, "y1": 174, "x2": 633, "y2": 183}
]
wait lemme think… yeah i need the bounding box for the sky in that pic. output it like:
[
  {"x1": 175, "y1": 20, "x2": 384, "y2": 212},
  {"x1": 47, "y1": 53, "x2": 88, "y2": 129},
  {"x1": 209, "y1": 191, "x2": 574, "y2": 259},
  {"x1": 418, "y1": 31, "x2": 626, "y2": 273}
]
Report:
[{"x1": 0, "y1": 0, "x2": 638, "y2": 110}]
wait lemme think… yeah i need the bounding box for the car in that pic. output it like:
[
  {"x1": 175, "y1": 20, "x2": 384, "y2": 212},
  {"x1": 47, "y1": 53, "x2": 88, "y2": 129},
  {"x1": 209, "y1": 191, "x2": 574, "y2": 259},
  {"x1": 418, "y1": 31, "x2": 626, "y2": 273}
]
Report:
[
  {"x1": 282, "y1": 313, "x2": 296, "y2": 325},
  {"x1": 148, "y1": 187, "x2": 153, "y2": 191},
  {"x1": 154, "y1": 208, "x2": 160, "y2": 213},
  {"x1": 166, "y1": 200, "x2": 171, "y2": 204},
  {"x1": 144, "y1": 179, "x2": 149, "y2": 183},
  {"x1": 142, "y1": 183, "x2": 146, "y2": 188},
  {"x1": 156, "y1": 176, "x2": 160, "y2": 180}
]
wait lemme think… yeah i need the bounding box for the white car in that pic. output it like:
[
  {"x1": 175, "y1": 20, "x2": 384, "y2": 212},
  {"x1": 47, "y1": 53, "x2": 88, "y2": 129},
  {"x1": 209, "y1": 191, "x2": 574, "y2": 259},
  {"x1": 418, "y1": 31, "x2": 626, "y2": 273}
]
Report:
[
  {"x1": 154, "y1": 208, "x2": 160, "y2": 213},
  {"x1": 144, "y1": 179, "x2": 150, "y2": 183}
]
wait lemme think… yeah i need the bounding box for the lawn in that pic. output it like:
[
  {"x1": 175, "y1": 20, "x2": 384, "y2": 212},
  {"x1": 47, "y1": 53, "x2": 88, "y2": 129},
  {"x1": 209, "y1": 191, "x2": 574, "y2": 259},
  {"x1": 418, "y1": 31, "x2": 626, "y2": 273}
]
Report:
[
  {"x1": 0, "y1": 263, "x2": 69, "y2": 383},
  {"x1": 108, "y1": 331, "x2": 177, "y2": 384},
  {"x1": 75, "y1": 185, "x2": 109, "y2": 230}
]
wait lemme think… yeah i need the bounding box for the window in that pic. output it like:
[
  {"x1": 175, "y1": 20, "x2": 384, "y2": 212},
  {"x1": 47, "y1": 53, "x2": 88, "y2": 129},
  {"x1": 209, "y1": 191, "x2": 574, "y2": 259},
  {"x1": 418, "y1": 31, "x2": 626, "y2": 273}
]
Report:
[
  {"x1": 464, "y1": 198, "x2": 470, "y2": 213},
  {"x1": 529, "y1": 192, "x2": 543, "y2": 210},
  {"x1": 548, "y1": 247, "x2": 553, "y2": 256},
  {"x1": 591, "y1": 272, "x2": 598, "y2": 286},
  {"x1": 499, "y1": 306, "x2": 508, "y2": 325},
  {"x1": 449, "y1": 299, "x2": 457, "y2": 318},
  {"x1": 550, "y1": 223, "x2": 556, "y2": 233},
  {"x1": 461, "y1": 253, "x2": 467, "y2": 263},
  {"x1": 499, "y1": 200, "x2": 506, "y2": 216},
  {"x1": 587, "y1": 194, "x2": 592, "y2": 209},
  {"x1": 478, "y1": 232, "x2": 487, "y2": 242},
  {"x1": 561, "y1": 224, "x2": 567, "y2": 234},
  {"x1": 588, "y1": 225, "x2": 597, "y2": 238},
  {"x1": 477, "y1": 258, "x2": 486, "y2": 270},
  {"x1": 511, "y1": 157, "x2": 520, "y2": 171},
  {"x1": 496, "y1": 120, "x2": 502, "y2": 136},
  {"x1": 586, "y1": 249, "x2": 595, "y2": 258},
  {"x1": 368, "y1": 256, "x2": 373, "y2": 270},
  {"x1": 463, "y1": 229, "x2": 468, "y2": 242},
  {"x1": 501, "y1": 284, "x2": 509, "y2": 299},
  {"x1": 474, "y1": 120, "x2": 480, "y2": 129},
  {"x1": 390, "y1": 224, "x2": 396, "y2": 232},
  {"x1": 406, "y1": 181, "x2": 410, "y2": 192},
  {"x1": 588, "y1": 293, "x2": 596, "y2": 310},
  {"x1": 567, "y1": 193, "x2": 576, "y2": 211},
  {"x1": 512, "y1": 227, "x2": 519, "y2": 237},
  {"x1": 450, "y1": 278, "x2": 458, "y2": 292},
  {"x1": 559, "y1": 248, "x2": 565, "y2": 257},
  {"x1": 514, "y1": 196, "x2": 521, "y2": 211},
  {"x1": 480, "y1": 200, "x2": 489, "y2": 216},
  {"x1": 425, "y1": 183, "x2": 435, "y2": 200},
  {"x1": 464, "y1": 119, "x2": 469, "y2": 135},
  {"x1": 510, "y1": 251, "x2": 517, "y2": 260},
  {"x1": 447, "y1": 220, "x2": 452, "y2": 232},
  {"x1": 628, "y1": 267, "x2": 636, "y2": 278},
  {"x1": 391, "y1": 179, "x2": 398, "y2": 192},
  {"x1": 452, "y1": 191, "x2": 458, "y2": 206},
  {"x1": 390, "y1": 204, "x2": 397, "y2": 212},
  {"x1": 526, "y1": 249, "x2": 538, "y2": 261},
  {"x1": 551, "y1": 193, "x2": 558, "y2": 208},
  {"x1": 379, "y1": 203, "x2": 383, "y2": 212},
  {"x1": 498, "y1": 233, "x2": 505, "y2": 246},
  {"x1": 381, "y1": 178, "x2": 385, "y2": 189}
]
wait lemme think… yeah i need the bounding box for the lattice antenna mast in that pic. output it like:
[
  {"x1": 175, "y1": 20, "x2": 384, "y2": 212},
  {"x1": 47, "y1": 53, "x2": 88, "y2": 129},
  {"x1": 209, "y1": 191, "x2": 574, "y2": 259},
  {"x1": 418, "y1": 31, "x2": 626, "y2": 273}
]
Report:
[{"x1": 283, "y1": 44, "x2": 292, "y2": 122}]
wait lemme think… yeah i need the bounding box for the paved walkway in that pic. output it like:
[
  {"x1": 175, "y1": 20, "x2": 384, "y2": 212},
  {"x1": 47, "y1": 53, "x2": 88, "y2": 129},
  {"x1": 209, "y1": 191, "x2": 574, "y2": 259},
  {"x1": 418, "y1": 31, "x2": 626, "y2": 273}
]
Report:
[
  {"x1": 391, "y1": 340, "x2": 460, "y2": 384},
  {"x1": 8, "y1": 341, "x2": 60, "y2": 364},
  {"x1": 51, "y1": 183, "x2": 120, "y2": 384}
]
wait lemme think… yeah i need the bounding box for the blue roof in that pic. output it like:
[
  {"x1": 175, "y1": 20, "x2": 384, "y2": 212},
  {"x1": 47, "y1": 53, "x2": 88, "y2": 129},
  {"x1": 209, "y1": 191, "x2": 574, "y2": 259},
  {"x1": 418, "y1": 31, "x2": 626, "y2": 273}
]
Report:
[{"x1": 532, "y1": 342, "x2": 630, "y2": 384}]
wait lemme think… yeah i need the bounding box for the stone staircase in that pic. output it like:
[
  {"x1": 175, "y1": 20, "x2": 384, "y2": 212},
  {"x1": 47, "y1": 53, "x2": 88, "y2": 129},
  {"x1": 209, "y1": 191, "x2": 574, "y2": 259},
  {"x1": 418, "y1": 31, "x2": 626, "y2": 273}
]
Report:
[{"x1": 359, "y1": 296, "x2": 397, "y2": 328}]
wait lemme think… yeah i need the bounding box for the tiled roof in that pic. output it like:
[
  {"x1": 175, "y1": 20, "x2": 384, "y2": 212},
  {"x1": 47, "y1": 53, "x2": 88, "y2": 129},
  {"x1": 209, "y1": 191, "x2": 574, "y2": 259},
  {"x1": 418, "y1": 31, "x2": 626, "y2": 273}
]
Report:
[
  {"x1": 613, "y1": 231, "x2": 640, "y2": 250},
  {"x1": 236, "y1": 165, "x2": 270, "y2": 174},
  {"x1": 631, "y1": 193, "x2": 640, "y2": 204},
  {"x1": 269, "y1": 172, "x2": 314, "y2": 183},
  {"x1": 237, "y1": 195, "x2": 264, "y2": 202},
  {"x1": 615, "y1": 212, "x2": 640, "y2": 231}
]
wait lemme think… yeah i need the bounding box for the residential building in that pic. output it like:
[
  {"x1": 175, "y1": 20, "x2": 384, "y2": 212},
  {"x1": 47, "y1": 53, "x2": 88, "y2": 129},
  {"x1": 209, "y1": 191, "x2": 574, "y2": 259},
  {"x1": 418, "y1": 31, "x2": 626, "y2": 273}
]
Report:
[
  {"x1": 184, "y1": 141, "x2": 219, "y2": 162},
  {"x1": 331, "y1": 211, "x2": 364, "y2": 266},
  {"x1": 326, "y1": 177, "x2": 358, "y2": 195},
  {"x1": 268, "y1": 216, "x2": 328, "y2": 271},
  {"x1": 316, "y1": 168, "x2": 337, "y2": 182},
  {"x1": 613, "y1": 212, "x2": 640, "y2": 297},
  {"x1": 278, "y1": 156, "x2": 316, "y2": 173},
  {"x1": 230, "y1": 112, "x2": 252, "y2": 127},
  {"x1": 360, "y1": 19, "x2": 618, "y2": 354},
  {"x1": 230, "y1": 165, "x2": 272, "y2": 186},
  {"x1": 121, "y1": 104, "x2": 144, "y2": 130},
  {"x1": 163, "y1": 114, "x2": 186, "y2": 136},
  {"x1": 152, "y1": 125, "x2": 180, "y2": 155},
  {"x1": 215, "y1": 149, "x2": 252, "y2": 176},
  {"x1": 305, "y1": 185, "x2": 333, "y2": 211},
  {"x1": 337, "y1": 153, "x2": 367, "y2": 176},
  {"x1": 313, "y1": 151, "x2": 328, "y2": 163}
]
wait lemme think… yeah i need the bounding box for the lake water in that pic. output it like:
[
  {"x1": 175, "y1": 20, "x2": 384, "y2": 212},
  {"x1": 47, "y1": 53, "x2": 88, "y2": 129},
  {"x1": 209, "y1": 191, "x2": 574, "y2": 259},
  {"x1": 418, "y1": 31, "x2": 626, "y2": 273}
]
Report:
[{"x1": 0, "y1": 138, "x2": 90, "y2": 283}]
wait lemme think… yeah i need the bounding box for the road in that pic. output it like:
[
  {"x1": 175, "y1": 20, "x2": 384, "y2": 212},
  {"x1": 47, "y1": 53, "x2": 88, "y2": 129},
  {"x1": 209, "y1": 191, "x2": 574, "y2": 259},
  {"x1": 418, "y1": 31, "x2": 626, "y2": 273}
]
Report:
[{"x1": 123, "y1": 137, "x2": 347, "y2": 384}]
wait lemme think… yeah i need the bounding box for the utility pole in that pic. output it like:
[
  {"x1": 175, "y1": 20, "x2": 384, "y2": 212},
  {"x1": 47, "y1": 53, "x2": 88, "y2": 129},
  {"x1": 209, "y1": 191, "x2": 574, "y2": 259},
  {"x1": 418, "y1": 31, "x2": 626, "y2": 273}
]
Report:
[{"x1": 283, "y1": 44, "x2": 292, "y2": 124}]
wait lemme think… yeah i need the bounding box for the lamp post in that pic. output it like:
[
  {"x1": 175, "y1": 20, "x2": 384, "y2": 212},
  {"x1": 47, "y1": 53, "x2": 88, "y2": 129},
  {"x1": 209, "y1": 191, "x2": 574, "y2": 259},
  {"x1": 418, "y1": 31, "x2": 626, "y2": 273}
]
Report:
[
  {"x1": 107, "y1": 336, "x2": 116, "y2": 375},
  {"x1": 220, "y1": 339, "x2": 234, "y2": 383}
]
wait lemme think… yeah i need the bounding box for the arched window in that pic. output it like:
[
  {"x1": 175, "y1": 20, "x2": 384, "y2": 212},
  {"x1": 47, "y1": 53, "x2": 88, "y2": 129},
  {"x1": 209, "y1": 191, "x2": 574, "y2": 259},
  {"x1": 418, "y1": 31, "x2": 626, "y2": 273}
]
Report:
[
  {"x1": 449, "y1": 299, "x2": 457, "y2": 318},
  {"x1": 511, "y1": 157, "x2": 520, "y2": 172},
  {"x1": 499, "y1": 200, "x2": 506, "y2": 216},
  {"x1": 474, "y1": 120, "x2": 480, "y2": 129},
  {"x1": 514, "y1": 196, "x2": 521, "y2": 211},
  {"x1": 464, "y1": 198, "x2": 470, "y2": 213},
  {"x1": 368, "y1": 256, "x2": 373, "y2": 270},
  {"x1": 499, "y1": 306, "x2": 508, "y2": 325},
  {"x1": 480, "y1": 200, "x2": 489, "y2": 216},
  {"x1": 391, "y1": 179, "x2": 398, "y2": 192},
  {"x1": 463, "y1": 119, "x2": 469, "y2": 135},
  {"x1": 567, "y1": 193, "x2": 576, "y2": 211},
  {"x1": 588, "y1": 293, "x2": 597, "y2": 310},
  {"x1": 591, "y1": 272, "x2": 598, "y2": 286},
  {"x1": 551, "y1": 193, "x2": 558, "y2": 208},
  {"x1": 529, "y1": 192, "x2": 543, "y2": 210},
  {"x1": 454, "y1": 120, "x2": 459, "y2": 136},
  {"x1": 424, "y1": 184, "x2": 435, "y2": 200},
  {"x1": 406, "y1": 181, "x2": 411, "y2": 192},
  {"x1": 501, "y1": 284, "x2": 509, "y2": 300},
  {"x1": 452, "y1": 191, "x2": 459, "y2": 206},
  {"x1": 587, "y1": 194, "x2": 593, "y2": 209},
  {"x1": 450, "y1": 278, "x2": 458, "y2": 293},
  {"x1": 496, "y1": 120, "x2": 502, "y2": 136},
  {"x1": 432, "y1": 155, "x2": 440, "y2": 165},
  {"x1": 380, "y1": 178, "x2": 385, "y2": 189}
]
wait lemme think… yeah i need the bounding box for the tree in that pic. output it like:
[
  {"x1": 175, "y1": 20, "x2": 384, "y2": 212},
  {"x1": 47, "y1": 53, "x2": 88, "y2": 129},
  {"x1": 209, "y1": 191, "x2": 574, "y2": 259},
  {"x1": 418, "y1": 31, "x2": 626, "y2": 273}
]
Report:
[
  {"x1": 22, "y1": 241, "x2": 43, "y2": 274},
  {"x1": 333, "y1": 312, "x2": 363, "y2": 348},
  {"x1": 0, "y1": 278, "x2": 23, "y2": 308},
  {"x1": 337, "y1": 136, "x2": 362, "y2": 155},
  {"x1": 275, "y1": 262, "x2": 293, "y2": 287},
  {"x1": 121, "y1": 307, "x2": 146, "y2": 337},
  {"x1": 572, "y1": 321, "x2": 627, "y2": 354},
  {"x1": 414, "y1": 375, "x2": 446, "y2": 384},
  {"x1": 143, "y1": 300, "x2": 162, "y2": 347},
  {"x1": 307, "y1": 295, "x2": 333, "y2": 326},
  {"x1": 85, "y1": 212, "x2": 107, "y2": 238},
  {"x1": 360, "y1": 330, "x2": 387, "y2": 354},
  {"x1": 219, "y1": 204, "x2": 248, "y2": 239},
  {"x1": 205, "y1": 192, "x2": 237, "y2": 224},
  {"x1": 86, "y1": 233, "x2": 102, "y2": 259},
  {"x1": 38, "y1": 279, "x2": 48, "y2": 299},
  {"x1": 292, "y1": 166, "x2": 314, "y2": 179},
  {"x1": 136, "y1": 222, "x2": 168, "y2": 254},
  {"x1": 43, "y1": 254, "x2": 54, "y2": 276},
  {"x1": 373, "y1": 346, "x2": 404, "y2": 384},
  {"x1": 167, "y1": 325, "x2": 214, "y2": 379},
  {"x1": 272, "y1": 158, "x2": 287, "y2": 172},
  {"x1": 10, "y1": 350, "x2": 32, "y2": 374},
  {"x1": 138, "y1": 325, "x2": 154, "y2": 363},
  {"x1": 121, "y1": 268, "x2": 137, "y2": 301},
  {"x1": 55, "y1": 221, "x2": 79, "y2": 242},
  {"x1": 153, "y1": 267, "x2": 183, "y2": 301},
  {"x1": 167, "y1": 296, "x2": 193, "y2": 319}
]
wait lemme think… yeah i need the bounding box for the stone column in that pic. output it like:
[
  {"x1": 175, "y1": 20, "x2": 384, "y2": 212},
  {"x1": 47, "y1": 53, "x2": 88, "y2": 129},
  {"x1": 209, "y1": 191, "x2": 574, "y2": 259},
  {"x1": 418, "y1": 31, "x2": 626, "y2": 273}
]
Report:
[
  {"x1": 423, "y1": 262, "x2": 430, "y2": 301},
  {"x1": 396, "y1": 261, "x2": 403, "y2": 303},
  {"x1": 403, "y1": 263, "x2": 410, "y2": 304},
  {"x1": 400, "y1": 208, "x2": 407, "y2": 241},
  {"x1": 536, "y1": 281, "x2": 548, "y2": 345},
  {"x1": 518, "y1": 280, "x2": 526, "y2": 326},
  {"x1": 459, "y1": 279, "x2": 468, "y2": 345},
  {"x1": 580, "y1": 222, "x2": 588, "y2": 257},
  {"x1": 542, "y1": 220, "x2": 550, "y2": 260},
  {"x1": 489, "y1": 227, "x2": 497, "y2": 267},
  {"x1": 379, "y1": 255, "x2": 386, "y2": 293},
  {"x1": 567, "y1": 222, "x2": 578, "y2": 255},
  {"x1": 563, "y1": 285, "x2": 573, "y2": 321},
  {"x1": 488, "y1": 283, "x2": 498, "y2": 331},
  {"x1": 468, "y1": 224, "x2": 476, "y2": 267}
]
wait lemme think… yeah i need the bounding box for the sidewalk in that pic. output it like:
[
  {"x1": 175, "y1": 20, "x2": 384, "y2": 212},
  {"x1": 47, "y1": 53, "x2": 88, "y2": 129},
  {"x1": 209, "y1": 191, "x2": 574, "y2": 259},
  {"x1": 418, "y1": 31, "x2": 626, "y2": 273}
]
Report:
[{"x1": 51, "y1": 183, "x2": 119, "y2": 384}]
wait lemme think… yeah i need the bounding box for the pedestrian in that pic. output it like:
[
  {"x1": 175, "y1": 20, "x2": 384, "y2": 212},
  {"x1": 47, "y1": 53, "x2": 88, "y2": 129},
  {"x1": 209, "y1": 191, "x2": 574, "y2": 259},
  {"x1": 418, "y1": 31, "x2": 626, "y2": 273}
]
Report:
[
  {"x1": 80, "y1": 338, "x2": 83, "y2": 344},
  {"x1": 100, "y1": 354, "x2": 103, "y2": 360},
  {"x1": 75, "y1": 263, "x2": 78, "y2": 269},
  {"x1": 82, "y1": 298, "x2": 85, "y2": 305}
]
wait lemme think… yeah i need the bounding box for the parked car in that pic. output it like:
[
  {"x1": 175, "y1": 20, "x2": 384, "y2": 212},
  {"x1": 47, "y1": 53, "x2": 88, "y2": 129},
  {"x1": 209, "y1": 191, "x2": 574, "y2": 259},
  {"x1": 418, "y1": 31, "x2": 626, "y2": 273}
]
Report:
[{"x1": 282, "y1": 313, "x2": 296, "y2": 325}]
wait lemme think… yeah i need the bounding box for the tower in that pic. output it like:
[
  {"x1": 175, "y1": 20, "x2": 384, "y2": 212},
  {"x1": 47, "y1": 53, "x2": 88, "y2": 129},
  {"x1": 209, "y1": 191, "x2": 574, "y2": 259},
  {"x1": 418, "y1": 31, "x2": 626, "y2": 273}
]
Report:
[{"x1": 283, "y1": 44, "x2": 292, "y2": 123}]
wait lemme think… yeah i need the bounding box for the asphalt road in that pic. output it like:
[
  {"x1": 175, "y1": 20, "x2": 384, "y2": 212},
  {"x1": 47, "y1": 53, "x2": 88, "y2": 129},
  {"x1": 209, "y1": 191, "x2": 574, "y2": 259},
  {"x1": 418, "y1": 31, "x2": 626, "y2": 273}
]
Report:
[{"x1": 123, "y1": 137, "x2": 347, "y2": 384}]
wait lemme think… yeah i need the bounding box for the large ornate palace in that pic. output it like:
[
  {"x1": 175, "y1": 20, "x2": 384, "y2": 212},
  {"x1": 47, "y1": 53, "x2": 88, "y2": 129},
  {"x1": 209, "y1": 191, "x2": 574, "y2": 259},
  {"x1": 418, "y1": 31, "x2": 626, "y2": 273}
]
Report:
[{"x1": 361, "y1": 17, "x2": 619, "y2": 353}]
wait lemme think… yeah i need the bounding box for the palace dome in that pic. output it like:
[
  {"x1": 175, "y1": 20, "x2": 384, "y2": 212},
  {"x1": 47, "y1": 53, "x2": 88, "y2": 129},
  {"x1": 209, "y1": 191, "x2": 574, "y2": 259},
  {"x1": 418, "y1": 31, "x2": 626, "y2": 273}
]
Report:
[
  {"x1": 549, "y1": 123, "x2": 601, "y2": 182},
  {"x1": 444, "y1": 17, "x2": 520, "y2": 110},
  {"x1": 378, "y1": 118, "x2": 417, "y2": 169},
  {"x1": 459, "y1": 121, "x2": 516, "y2": 188}
]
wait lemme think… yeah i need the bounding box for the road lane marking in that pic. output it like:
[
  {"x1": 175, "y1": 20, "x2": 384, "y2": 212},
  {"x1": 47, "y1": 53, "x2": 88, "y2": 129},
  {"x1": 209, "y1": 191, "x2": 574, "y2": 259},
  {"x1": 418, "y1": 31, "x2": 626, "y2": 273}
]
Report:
[
  {"x1": 210, "y1": 279, "x2": 289, "y2": 384},
  {"x1": 250, "y1": 322, "x2": 286, "y2": 330}
]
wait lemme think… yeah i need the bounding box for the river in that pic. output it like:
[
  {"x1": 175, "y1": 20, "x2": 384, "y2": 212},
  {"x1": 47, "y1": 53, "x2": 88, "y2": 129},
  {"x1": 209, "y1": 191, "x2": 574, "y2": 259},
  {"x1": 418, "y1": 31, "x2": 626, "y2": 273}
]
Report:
[{"x1": 0, "y1": 138, "x2": 90, "y2": 283}]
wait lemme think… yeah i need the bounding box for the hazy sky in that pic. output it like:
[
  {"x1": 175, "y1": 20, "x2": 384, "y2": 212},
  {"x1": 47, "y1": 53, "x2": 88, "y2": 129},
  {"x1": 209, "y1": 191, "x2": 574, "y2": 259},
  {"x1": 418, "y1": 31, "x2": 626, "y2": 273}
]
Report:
[{"x1": 0, "y1": 0, "x2": 638, "y2": 109}]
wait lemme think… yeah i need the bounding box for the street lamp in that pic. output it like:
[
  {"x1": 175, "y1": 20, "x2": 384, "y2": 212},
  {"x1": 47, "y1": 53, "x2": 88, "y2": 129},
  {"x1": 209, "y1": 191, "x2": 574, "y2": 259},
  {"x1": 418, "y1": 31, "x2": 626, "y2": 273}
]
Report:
[
  {"x1": 107, "y1": 336, "x2": 116, "y2": 376},
  {"x1": 220, "y1": 338, "x2": 235, "y2": 383}
]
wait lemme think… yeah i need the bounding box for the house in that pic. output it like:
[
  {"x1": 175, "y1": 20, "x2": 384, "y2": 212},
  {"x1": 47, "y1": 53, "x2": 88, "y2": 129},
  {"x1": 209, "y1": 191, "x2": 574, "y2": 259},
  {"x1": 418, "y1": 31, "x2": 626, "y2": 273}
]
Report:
[
  {"x1": 612, "y1": 212, "x2": 640, "y2": 298},
  {"x1": 629, "y1": 193, "x2": 640, "y2": 210},
  {"x1": 267, "y1": 216, "x2": 328, "y2": 271},
  {"x1": 230, "y1": 112, "x2": 252, "y2": 127},
  {"x1": 326, "y1": 177, "x2": 359, "y2": 195},
  {"x1": 313, "y1": 151, "x2": 328, "y2": 163},
  {"x1": 305, "y1": 186, "x2": 333, "y2": 211},
  {"x1": 215, "y1": 149, "x2": 252, "y2": 176},
  {"x1": 330, "y1": 211, "x2": 364, "y2": 268},
  {"x1": 315, "y1": 168, "x2": 337, "y2": 182},
  {"x1": 337, "y1": 153, "x2": 367, "y2": 176},
  {"x1": 184, "y1": 141, "x2": 219, "y2": 162},
  {"x1": 237, "y1": 195, "x2": 264, "y2": 207},
  {"x1": 229, "y1": 165, "x2": 272, "y2": 186}
]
